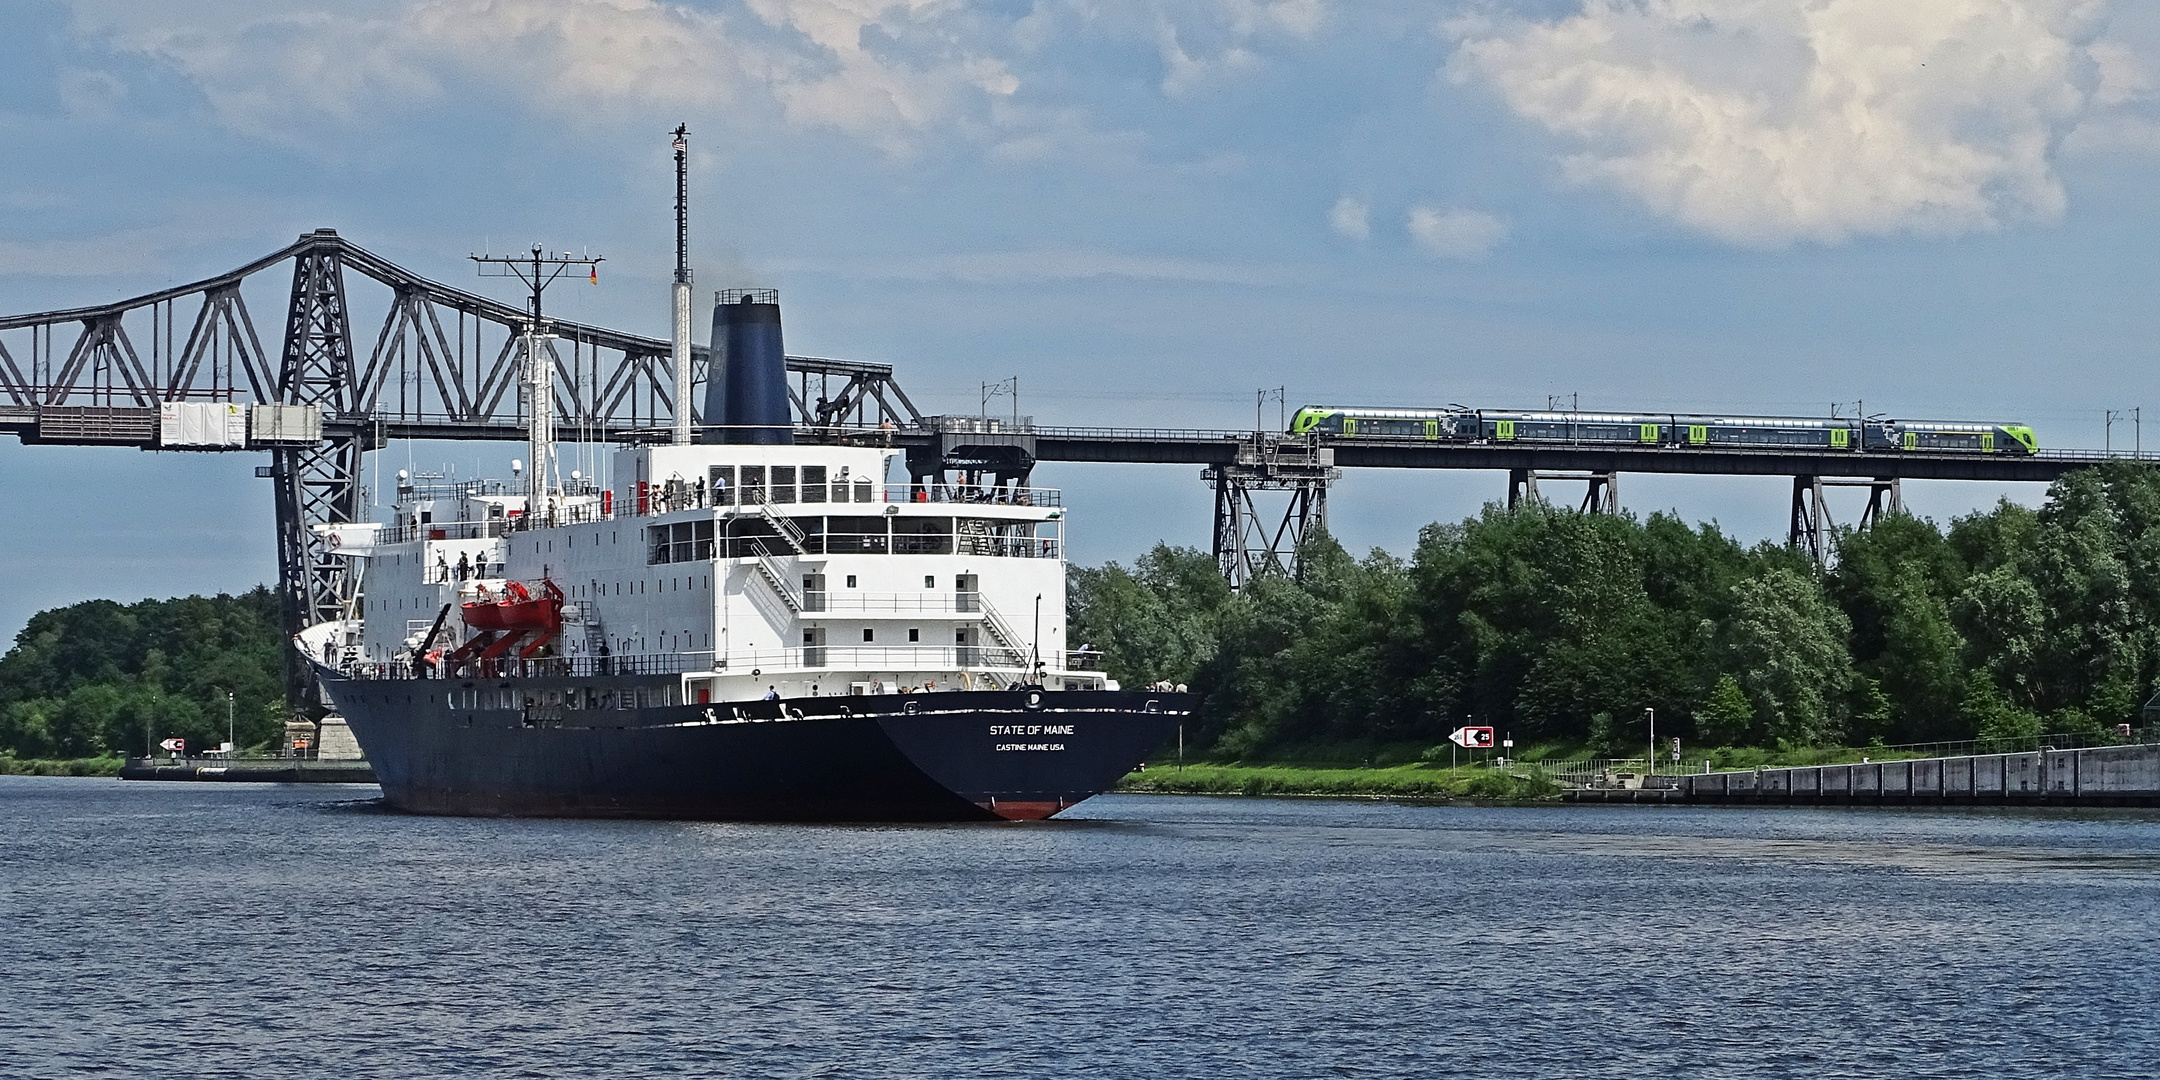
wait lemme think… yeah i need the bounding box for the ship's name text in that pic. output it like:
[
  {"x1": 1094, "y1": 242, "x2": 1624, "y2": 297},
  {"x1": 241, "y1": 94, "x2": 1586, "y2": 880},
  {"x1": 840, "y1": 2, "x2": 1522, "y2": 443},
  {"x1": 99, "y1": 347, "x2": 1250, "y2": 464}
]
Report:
[{"x1": 989, "y1": 724, "x2": 1074, "y2": 736}]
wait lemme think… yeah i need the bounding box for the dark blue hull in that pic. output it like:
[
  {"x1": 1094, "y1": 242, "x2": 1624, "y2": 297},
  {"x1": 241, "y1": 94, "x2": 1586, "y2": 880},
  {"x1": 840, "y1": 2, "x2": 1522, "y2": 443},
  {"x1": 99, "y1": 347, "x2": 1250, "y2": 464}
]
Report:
[{"x1": 320, "y1": 675, "x2": 1191, "y2": 821}]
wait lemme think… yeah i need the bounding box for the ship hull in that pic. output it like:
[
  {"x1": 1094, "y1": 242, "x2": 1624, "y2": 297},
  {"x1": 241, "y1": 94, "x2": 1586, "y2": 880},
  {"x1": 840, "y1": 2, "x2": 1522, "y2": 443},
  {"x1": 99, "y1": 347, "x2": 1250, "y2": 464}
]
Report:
[{"x1": 321, "y1": 673, "x2": 1190, "y2": 821}]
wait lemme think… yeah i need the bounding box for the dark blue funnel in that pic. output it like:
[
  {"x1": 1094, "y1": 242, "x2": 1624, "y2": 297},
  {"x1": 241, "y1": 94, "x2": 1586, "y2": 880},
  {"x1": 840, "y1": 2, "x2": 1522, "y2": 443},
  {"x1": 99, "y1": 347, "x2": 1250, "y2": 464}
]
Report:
[{"x1": 702, "y1": 290, "x2": 791, "y2": 445}]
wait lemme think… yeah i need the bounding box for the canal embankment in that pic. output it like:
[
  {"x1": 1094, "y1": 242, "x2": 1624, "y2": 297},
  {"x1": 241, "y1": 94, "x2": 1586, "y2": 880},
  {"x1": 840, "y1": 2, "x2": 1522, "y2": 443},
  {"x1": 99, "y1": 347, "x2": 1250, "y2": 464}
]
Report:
[{"x1": 1567, "y1": 741, "x2": 2160, "y2": 806}]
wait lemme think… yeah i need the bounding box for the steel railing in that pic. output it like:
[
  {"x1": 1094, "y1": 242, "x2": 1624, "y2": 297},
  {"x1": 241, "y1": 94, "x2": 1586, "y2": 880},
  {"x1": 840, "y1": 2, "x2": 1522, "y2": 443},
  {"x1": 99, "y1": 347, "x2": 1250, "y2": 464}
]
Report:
[{"x1": 344, "y1": 644, "x2": 1061, "y2": 681}]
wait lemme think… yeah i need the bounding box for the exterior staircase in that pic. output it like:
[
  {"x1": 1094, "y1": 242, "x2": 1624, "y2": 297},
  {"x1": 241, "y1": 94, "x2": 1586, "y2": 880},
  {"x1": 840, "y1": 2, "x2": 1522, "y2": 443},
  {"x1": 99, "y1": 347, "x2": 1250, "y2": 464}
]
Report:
[
  {"x1": 750, "y1": 490, "x2": 810, "y2": 553},
  {"x1": 971, "y1": 594, "x2": 1032, "y2": 670},
  {"x1": 747, "y1": 540, "x2": 804, "y2": 612}
]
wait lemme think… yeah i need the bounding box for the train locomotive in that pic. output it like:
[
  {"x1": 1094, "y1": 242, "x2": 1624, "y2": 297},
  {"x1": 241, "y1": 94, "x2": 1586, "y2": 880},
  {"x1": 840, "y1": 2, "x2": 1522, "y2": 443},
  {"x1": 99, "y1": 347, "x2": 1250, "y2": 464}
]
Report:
[{"x1": 1288, "y1": 406, "x2": 2038, "y2": 456}]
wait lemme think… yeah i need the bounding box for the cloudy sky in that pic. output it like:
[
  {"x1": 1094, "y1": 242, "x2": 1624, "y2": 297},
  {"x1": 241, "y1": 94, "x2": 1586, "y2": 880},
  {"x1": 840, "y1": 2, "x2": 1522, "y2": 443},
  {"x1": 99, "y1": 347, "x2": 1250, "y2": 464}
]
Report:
[{"x1": 4, "y1": 0, "x2": 2159, "y2": 640}]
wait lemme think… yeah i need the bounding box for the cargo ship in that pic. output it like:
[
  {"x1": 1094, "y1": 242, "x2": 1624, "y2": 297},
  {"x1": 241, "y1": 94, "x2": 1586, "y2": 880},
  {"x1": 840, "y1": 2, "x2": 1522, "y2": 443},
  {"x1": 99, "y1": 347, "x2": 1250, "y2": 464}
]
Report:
[{"x1": 299, "y1": 283, "x2": 1189, "y2": 821}]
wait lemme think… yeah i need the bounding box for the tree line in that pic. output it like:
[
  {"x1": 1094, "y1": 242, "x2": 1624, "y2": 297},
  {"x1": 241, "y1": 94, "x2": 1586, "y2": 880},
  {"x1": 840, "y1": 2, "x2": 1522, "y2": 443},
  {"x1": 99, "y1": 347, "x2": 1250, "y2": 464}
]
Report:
[
  {"x1": 0, "y1": 588, "x2": 287, "y2": 759},
  {"x1": 1069, "y1": 463, "x2": 2160, "y2": 759}
]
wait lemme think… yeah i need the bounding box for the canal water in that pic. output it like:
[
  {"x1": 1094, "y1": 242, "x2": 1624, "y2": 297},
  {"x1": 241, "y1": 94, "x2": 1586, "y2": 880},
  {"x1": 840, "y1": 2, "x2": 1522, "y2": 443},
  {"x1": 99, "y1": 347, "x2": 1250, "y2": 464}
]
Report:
[{"x1": 3, "y1": 777, "x2": 2156, "y2": 1078}]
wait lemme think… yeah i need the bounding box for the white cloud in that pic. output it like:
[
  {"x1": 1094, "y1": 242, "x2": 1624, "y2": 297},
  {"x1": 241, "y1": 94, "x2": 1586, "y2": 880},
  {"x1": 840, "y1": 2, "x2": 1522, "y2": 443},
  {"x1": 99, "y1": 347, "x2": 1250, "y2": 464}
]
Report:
[
  {"x1": 1406, "y1": 205, "x2": 1507, "y2": 259},
  {"x1": 86, "y1": 0, "x2": 1022, "y2": 153},
  {"x1": 67, "y1": 0, "x2": 1338, "y2": 157},
  {"x1": 1451, "y1": 0, "x2": 2127, "y2": 247},
  {"x1": 1328, "y1": 195, "x2": 1370, "y2": 240}
]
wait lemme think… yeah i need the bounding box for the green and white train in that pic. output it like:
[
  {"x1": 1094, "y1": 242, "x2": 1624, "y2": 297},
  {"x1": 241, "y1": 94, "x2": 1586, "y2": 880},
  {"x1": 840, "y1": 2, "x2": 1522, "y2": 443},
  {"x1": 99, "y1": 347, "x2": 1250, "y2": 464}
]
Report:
[{"x1": 1288, "y1": 407, "x2": 2038, "y2": 456}]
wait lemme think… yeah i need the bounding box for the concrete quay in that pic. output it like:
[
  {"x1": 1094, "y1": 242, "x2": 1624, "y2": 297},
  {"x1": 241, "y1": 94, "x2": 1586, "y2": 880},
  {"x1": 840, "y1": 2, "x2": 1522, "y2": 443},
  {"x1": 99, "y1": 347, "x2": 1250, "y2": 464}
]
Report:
[
  {"x1": 1566, "y1": 743, "x2": 2160, "y2": 806},
  {"x1": 119, "y1": 756, "x2": 376, "y2": 784}
]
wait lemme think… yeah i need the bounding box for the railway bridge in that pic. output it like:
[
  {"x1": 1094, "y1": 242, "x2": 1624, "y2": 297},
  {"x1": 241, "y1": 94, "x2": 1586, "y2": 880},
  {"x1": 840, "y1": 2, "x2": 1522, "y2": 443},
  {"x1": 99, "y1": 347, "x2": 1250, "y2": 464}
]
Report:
[{"x1": 0, "y1": 230, "x2": 2139, "y2": 707}]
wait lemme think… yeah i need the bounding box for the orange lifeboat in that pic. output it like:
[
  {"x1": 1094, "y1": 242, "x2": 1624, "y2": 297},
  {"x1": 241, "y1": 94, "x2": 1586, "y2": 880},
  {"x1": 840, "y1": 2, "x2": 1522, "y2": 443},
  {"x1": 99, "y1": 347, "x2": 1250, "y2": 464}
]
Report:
[{"x1": 463, "y1": 579, "x2": 562, "y2": 633}]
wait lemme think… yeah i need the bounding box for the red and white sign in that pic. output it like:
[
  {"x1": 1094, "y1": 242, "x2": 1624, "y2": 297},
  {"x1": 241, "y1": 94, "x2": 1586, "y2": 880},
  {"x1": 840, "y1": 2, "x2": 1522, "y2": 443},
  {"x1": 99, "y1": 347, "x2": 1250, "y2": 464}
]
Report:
[
  {"x1": 160, "y1": 738, "x2": 186, "y2": 753},
  {"x1": 1448, "y1": 726, "x2": 1495, "y2": 749}
]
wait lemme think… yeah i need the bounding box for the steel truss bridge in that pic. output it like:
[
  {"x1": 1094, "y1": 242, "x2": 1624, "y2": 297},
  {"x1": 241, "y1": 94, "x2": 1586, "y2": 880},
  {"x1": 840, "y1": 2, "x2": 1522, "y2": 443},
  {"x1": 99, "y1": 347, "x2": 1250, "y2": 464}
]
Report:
[{"x1": 0, "y1": 230, "x2": 2139, "y2": 710}]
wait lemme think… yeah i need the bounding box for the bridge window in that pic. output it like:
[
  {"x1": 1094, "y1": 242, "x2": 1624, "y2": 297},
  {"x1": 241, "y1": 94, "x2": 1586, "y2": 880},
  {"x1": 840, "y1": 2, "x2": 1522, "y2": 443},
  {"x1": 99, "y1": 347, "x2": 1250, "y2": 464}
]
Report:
[
  {"x1": 771, "y1": 466, "x2": 796, "y2": 503},
  {"x1": 648, "y1": 521, "x2": 715, "y2": 564},
  {"x1": 801, "y1": 466, "x2": 827, "y2": 503},
  {"x1": 740, "y1": 466, "x2": 766, "y2": 503},
  {"x1": 827, "y1": 516, "x2": 889, "y2": 555},
  {"x1": 708, "y1": 466, "x2": 734, "y2": 506},
  {"x1": 893, "y1": 517, "x2": 954, "y2": 554}
]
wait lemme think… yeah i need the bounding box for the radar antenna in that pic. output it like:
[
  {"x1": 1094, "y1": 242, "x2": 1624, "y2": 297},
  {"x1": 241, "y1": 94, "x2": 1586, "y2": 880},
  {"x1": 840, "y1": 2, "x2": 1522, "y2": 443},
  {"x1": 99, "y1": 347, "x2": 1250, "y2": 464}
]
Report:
[{"x1": 470, "y1": 245, "x2": 604, "y2": 516}]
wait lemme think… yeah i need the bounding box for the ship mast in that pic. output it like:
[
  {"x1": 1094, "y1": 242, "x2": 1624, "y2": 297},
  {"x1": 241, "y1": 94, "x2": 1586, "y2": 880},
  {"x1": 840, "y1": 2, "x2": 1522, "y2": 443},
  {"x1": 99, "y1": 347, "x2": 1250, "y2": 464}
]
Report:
[
  {"x1": 671, "y1": 124, "x2": 694, "y2": 446},
  {"x1": 471, "y1": 245, "x2": 604, "y2": 520}
]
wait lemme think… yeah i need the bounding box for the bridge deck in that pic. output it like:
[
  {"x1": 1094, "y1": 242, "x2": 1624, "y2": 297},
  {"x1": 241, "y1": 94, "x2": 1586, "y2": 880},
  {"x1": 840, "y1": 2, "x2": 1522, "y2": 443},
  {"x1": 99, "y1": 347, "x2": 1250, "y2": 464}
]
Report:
[{"x1": 2, "y1": 407, "x2": 2139, "y2": 483}]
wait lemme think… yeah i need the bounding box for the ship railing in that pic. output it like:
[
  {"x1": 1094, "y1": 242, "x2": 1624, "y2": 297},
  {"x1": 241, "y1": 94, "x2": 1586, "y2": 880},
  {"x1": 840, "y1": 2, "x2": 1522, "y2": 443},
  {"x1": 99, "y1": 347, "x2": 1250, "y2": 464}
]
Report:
[
  {"x1": 812, "y1": 593, "x2": 981, "y2": 614},
  {"x1": 952, "y1": 533, "x2": 1061, "y2": 559},
  {"x1": 884, "y1": 484, "x2": 1061, "y2": 508},
  {"x1": 714, "y1": 645, "x2": 1032, "y2": 673},
  {"x1": 345, "y1": 646, "x2": 1052, "y2": 681},
  {"x1": 377, "y1": 520, "x2": 511, "y2": 545}
]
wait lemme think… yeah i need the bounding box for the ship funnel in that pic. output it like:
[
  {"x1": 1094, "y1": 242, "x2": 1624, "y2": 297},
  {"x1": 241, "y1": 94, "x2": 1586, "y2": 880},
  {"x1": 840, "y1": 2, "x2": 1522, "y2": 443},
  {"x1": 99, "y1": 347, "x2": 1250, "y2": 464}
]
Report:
[{"x1": 702, "y1": 289, "x2": 791, "y2": 445}]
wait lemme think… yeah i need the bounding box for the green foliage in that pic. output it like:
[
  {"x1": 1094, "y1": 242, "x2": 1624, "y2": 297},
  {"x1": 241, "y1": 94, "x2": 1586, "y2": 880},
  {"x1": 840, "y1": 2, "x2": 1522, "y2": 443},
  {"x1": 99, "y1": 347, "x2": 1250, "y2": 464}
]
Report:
[
  {"x1": 1696, "y1": 674, "x2": 1754, "y2": 746},
  {"x1": 0, "y1": 589, "x2": 284, "y2": 758},
  {"x1": 1072, "y1": 463, "x2": 2160, "y2": 758},
  {"x1": 1724, "y1": 565, "x2": 1853, "y2": 746},
  {"x1": 1117, "y1": 762, "x2": 1561, "y2": 801},
  {"x1": 1960, "y1": 670, "x2": 2042, "y2": 746},
  {"x1": 0, "y1": 754, "x2": 125, "y2": 776}
]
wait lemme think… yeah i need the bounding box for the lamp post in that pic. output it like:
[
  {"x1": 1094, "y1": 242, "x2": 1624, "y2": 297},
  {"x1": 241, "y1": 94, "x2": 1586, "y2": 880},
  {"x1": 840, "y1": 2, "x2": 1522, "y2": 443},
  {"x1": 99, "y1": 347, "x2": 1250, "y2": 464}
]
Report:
[{"x1": 1644, "y1": 707, "x2": 1656, "y2": 776}]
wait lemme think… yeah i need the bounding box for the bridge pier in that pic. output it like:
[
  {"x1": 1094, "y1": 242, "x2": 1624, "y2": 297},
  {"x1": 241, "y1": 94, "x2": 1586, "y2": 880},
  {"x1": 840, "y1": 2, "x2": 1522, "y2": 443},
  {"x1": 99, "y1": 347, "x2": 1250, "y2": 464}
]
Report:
[
  {"x1": 1509, "y1": 469, "x2": 1618, "y2": 513},
  {"x1": 1789, "y1": 475, "x2": 1901, "y2": 565},
  {"x1": 1207, "y1": 435, "x2": 1338, "y2": 587}
]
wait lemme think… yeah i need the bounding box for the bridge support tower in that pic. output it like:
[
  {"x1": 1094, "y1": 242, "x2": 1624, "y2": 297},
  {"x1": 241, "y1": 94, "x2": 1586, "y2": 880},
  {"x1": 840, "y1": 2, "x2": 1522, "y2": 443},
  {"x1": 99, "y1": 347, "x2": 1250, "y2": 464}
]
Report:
[
  {"x1": 1206, "y1": 436, "x2": 1338, "y2": 587},
  {"x1": 271, "y1": 242, "x2": 365, "y2": 717},
  {"x1": 1789, "y1": 475, "x2": 1902, "y2": 565},
  {"x1": 1509, "y1": 469, "x2": 1619, "y2": 514}
]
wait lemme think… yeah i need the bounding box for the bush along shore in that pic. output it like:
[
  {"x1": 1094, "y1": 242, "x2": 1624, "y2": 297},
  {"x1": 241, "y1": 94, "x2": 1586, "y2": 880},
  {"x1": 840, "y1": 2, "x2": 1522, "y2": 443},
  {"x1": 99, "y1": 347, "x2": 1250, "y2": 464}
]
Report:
[
  {"x1": 1118, "y1": 762, "x2": 1563, "y2": 801},
  {"x1": 0, "y1": 755, "x2": 126, "y2": 777}
]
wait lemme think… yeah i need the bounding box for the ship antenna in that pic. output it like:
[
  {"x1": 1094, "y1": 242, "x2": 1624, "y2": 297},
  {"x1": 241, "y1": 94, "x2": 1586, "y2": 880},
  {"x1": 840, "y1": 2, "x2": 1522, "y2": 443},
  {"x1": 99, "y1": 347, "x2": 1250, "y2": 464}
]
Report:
[
  {"x1": 470, "y1": 245, "x2": 604, "y2": 517},
  {"x1": 671, "y1": 123, "x2": 694, "y2": 446}
]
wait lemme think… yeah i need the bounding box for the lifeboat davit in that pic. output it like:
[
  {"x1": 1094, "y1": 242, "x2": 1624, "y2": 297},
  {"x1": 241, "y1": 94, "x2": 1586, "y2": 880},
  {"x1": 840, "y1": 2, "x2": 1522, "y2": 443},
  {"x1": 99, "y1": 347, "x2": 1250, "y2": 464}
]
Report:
[{"x1": 462, "y1": 579, "x2": 563, "y2": 633}]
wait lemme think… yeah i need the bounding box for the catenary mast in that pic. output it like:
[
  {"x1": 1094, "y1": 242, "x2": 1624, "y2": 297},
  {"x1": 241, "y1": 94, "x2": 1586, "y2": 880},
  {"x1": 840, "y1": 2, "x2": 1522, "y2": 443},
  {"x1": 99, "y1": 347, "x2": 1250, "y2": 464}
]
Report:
[{"x1": 671, "y1": 124, "x2": 694, "y2": 446}]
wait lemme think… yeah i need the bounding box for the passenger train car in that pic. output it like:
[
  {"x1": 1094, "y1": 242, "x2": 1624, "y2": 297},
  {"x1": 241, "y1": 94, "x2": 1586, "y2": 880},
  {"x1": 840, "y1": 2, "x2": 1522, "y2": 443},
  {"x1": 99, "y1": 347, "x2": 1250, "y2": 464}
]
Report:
[{"x1": 1288, "y1": 406, "x2": 2038, "y2": 456}]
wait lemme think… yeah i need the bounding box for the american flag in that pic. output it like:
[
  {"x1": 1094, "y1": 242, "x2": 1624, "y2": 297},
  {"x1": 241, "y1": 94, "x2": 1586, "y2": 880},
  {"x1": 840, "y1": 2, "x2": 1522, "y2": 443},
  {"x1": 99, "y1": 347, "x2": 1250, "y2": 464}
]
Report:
[{"x1": 672, "y1": 134, "x2": 687, "y2": 152}]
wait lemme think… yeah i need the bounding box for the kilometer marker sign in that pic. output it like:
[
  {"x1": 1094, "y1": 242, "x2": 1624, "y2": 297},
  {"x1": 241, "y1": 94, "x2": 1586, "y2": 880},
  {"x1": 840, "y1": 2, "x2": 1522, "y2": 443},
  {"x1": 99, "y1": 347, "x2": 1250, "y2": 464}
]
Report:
[{"x1": 1448, "y1": 726, "x2": 1495, "y2": 749}]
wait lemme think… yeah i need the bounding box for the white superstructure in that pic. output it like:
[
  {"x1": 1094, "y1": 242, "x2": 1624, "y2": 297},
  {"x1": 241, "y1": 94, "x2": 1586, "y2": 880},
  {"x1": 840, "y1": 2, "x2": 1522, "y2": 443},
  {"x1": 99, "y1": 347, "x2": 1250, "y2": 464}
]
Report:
[{"x1": 350, "y1": 441, "x2": 1105, "y2": 702}]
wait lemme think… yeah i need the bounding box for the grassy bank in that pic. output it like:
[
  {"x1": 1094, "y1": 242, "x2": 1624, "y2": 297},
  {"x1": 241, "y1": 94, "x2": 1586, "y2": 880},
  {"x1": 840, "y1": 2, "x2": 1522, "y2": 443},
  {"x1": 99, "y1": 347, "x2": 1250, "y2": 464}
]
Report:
[
  {"x1": 1117, "y1": 762, "x2": 1562, "y2": 801},
  {"x1": 0, "y1": 755, "x2": 125, "y2": 777},
  {"x1": 1111, "y1": 738, "x2": 2048, "y2": 802}
]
